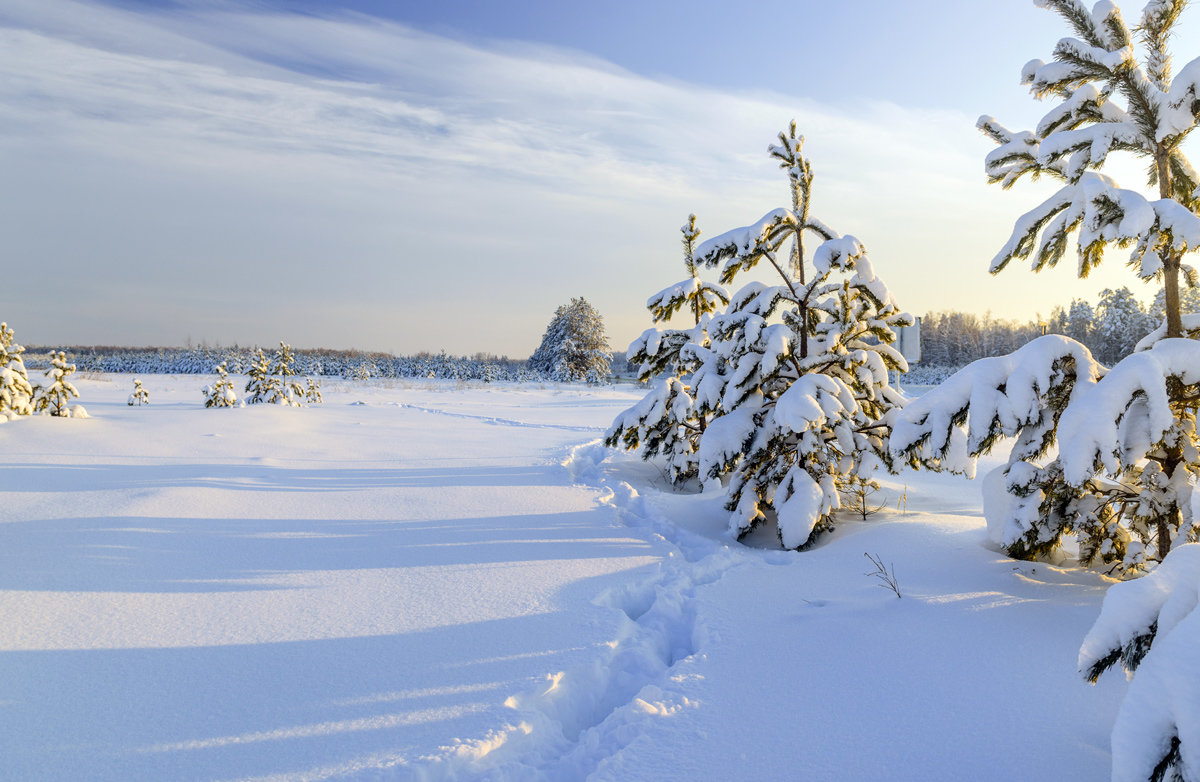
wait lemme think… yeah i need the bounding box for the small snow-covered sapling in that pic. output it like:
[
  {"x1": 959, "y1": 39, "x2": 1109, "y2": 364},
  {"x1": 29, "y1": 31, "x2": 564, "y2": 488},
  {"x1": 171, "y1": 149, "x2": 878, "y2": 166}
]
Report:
[{"x1": 128, "y1": 378, "x2": 150, "y2": 406}]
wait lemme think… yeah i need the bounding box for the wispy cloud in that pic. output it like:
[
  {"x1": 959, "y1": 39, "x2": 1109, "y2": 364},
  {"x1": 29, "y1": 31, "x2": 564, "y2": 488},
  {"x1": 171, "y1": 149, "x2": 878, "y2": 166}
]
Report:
[{"x1": 0, "y1": 0, "x2": 1142, "y2": 353}]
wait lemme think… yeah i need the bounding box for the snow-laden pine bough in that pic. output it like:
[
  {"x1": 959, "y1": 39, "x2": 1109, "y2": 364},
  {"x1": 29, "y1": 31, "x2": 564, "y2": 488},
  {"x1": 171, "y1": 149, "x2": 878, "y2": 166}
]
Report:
[
  {"x1": 1081, "y1": 543, "x2": 1200, "y2": 782},
  {"x1": 903, "y1": 1, "x2": 1200, "y2": 779},
  {"x1": 889, "y1": 334, "x2": 1200, "y2": 573},
  {"x1": 609, "y1": 123, "x2": 915, "y2": 550}
]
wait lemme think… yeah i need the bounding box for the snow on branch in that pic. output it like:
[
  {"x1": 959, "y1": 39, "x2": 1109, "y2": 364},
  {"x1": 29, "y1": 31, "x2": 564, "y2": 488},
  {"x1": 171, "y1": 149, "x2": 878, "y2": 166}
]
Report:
[
  {"x1": 693, "y1": 208, "x2": 837, "y2": 283},
  {"x1": 1052, "y1": 36, "x2": 1135, "y2": 76},
  {"x1": 693, "y1": 208, "x2": 796, "y2": 273},
  {"x1": 890, "y1": 335, "x2": 1102, "y2": 473},
  {"x1": 989, "y1": 172, "x2": 1200, "y2": 278},
  {"x1": 979, "y1": 116, "x2": 1050, "y2": 187},
  {"x1": 646, "y1": 278, "x2": 729, "y2": 323},
  {"x1": 1134, "y1": 313, "x2": 1200, "y2": 351},
  {"x1": 1159, "y1": 56, "x2": 1200, "y2": 141},
  {"x1": 1057, "y1": 338, "x2": 1200, "y2": 485},
  {"x1": 1079, "y1": 543, "x2": 1200, "y2": 782}
]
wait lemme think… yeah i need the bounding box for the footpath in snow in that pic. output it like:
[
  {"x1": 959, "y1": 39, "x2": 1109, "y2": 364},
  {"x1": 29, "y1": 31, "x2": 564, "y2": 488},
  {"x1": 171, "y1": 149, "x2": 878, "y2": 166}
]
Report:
[{"x1": 0, "y1": 377, "x2": 1127, "y2": 780}]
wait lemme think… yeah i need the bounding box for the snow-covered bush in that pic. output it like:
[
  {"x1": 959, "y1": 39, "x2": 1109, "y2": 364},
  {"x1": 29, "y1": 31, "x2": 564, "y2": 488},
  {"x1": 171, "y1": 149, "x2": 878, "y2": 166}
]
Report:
[
  {"x1": 1081, "y1": 543, "x2": 1200, "y2": 781},
  {"x1": 0, "y1": 322, "x2": 34, "y2": 420},
  {"x1": 269, "y1": 342, "x2": 305, "y2": 406},
  {"x1": 529, "y1": 298, "x2": 611, "y2": 382},
  {"x1": 894, "y1": 0, "x2": 1200, "y2": 574},
  {"x1": 34, "y1": 351, "x2": 84, "y2": 418},
  {"x1": 203, "y1": 363, "x2": 239, "y2": 408},
  {"x1": 244, "y1": 348, "x2": 280, "y2": 405},
  {"x1": 304, "y1": 377, "x2": 322, "y2": 404},
  {"x1": 127, "y1": 378, "x2": 149, "y2": 406},
  {"x1": 606, "y1": 214, "x2": 729, "y2": 484},
  {"x1": 243, "y1": 344, "x2": 309, "y2": 406},
  {"x1": 612, "y1": 123, "x2": 913, "y2": 549}
]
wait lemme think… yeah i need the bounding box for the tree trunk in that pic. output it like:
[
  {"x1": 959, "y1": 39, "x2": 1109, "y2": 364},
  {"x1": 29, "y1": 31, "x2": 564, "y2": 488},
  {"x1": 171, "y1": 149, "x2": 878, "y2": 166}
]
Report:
[
  {"x1": 1157, "y1": 144, "x2": 1184, "y2": 340},
  {"x1": 793, "y1": 179, "x2": 808, "y2": 360},
  {"x1": 1156, "y1": 142, "x2": 1182, "y2": 561}
]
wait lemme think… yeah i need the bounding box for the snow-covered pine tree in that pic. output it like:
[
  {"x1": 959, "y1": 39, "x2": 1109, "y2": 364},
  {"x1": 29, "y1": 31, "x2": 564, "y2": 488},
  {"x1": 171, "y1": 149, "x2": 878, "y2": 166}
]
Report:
[
  {"x1": 1065, "y1": 298, "x2": 1097, "y2": 346},
  {"x1": 0, "y1": 322, "x2": 34, "y2": 420},
  {"x1": 34, "y1": 351, "x2": 83, "y2": 418},
  {"x1": 894, "y1": 0, "x2": 1200, "y2": 574},
  {"x1": 304, "y1": 377, "x2": 322, "y2": 404},
  {"x1": 528, "y1": 298, "x2": 612, "y2": 382},
  {"x1": 684, "y1": 122, "x2": 913, "y2": 549},
  {"x1": 244, "y1": 348, "x2": 279, "y2": 405},
  {"x1": 203, "y1": 362, "x2": 239, "y2": 408},
  {"x1": 269, "y1": 342, "x2": 304, "y2": 406},
  {"x1": 1094, "y1": 286, "x2": 1154, "y2": 364},
  {"x1": 127, "y1": 378, "x2": 149, "y2": 406},
  {"x1": 606, "y1": 214, "x2": 730, "y2": 484}
]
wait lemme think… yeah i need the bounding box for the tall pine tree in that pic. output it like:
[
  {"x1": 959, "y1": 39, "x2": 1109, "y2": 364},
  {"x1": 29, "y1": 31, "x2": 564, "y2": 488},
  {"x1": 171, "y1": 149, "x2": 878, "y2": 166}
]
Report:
[
  {"x1": 898, "y1": 0, "x2": 1200, "y2": 572},
  {"x1": 894, "y1": 7, "x2": 1200, "y2": 776}
]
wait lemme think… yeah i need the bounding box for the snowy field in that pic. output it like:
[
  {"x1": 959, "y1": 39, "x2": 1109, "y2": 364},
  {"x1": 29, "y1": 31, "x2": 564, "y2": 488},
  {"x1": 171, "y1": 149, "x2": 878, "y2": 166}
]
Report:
[{"x1": 0, "y1": 376, "x2": 1127, "y2": 780}]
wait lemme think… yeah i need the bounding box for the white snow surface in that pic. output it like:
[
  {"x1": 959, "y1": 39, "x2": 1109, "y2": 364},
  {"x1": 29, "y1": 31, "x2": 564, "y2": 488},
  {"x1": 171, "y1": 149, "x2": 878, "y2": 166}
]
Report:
[{"x1": 0, "y1": 376, "x2": 1126, "y2": 780}]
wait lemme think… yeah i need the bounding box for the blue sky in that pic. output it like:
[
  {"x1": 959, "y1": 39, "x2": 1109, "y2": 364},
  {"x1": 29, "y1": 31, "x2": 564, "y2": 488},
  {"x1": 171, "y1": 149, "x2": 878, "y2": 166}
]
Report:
[{"x1": 0, "y1": 0, "x2": 1194, "y2": 355}]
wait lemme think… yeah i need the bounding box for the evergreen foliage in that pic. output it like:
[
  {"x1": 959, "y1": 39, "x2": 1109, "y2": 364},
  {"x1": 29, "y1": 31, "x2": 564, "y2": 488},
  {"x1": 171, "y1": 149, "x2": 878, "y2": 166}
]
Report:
[
  {"x1": 241, "y1": 343, "x2": 311, "y2": 406},
  {"x1": 0, "y1": 322, "x2": 34, "y2": 420},
  {"x1": 304, "y1": 377, "x2": 322, "y2": 404},
  {"x1": 38, "y1": 345, "x2": 554, "y2": 384},
  {"x1": 896, "y1": 0, "x2": 1200, "y2": 573},
  {"x1": 612, "y1": 123, "x2": 914, "y2": 549},
  {"x1": 203, "y1": 363, "x2": 239, "y2": 408},
  {"x1": 33, "y1": 351, "x2": 82, "y2": 418},
  {"x1": 606, "y1": 214, "x2": 729, "y2": 484},
  {"x1": 244, "y1": 348, "x2": 280, "y2": 405},
  {"x1": 1066, "y1": 298, "x2": 1098, "y2": 346},
  {"x1": 127, "y1": 378, "x2": 149, "y2": 406},
  {"x1": 268, "y1": 342, "x2": 305, "y2": 406},
  {"x1": 529, "y1": 298, "x2": 612, "y2": 382},
  {"x1": 1094, "y1": 287, "x2": 1155, "y2": 364}
]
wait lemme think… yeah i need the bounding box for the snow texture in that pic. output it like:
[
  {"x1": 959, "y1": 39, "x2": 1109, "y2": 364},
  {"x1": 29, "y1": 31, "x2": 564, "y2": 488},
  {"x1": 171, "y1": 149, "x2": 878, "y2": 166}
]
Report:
[{"x1": 0, "y1": 376, "x2": 1126, "y2": 780}]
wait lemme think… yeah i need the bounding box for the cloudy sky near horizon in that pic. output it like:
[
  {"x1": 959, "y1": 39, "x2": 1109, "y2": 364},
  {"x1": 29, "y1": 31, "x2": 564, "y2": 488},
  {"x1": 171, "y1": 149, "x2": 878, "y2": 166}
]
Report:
[{"x1": 2, "y1": 0, "x2": 1197, "y2": 356}]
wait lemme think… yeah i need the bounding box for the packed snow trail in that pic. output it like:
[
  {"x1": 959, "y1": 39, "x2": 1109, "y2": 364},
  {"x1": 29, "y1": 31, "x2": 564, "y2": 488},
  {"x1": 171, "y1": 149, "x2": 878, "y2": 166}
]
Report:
[
  {"x1": 443, "y1": 450, "x2": 1131, "y2": 781},
  {"x1": 409, "y1": 442, "x2": 750, "y2": 780}
]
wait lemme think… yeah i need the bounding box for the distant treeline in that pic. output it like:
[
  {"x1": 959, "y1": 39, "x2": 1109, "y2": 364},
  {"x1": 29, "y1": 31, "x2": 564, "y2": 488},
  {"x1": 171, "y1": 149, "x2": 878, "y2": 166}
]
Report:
[
  {"x1": 906, "y1": 284, "x2": 1188, "y2": 384},
  {"x1": 23, "y1": 345, "x2": 627, "y2": 382},
  {"x1": 31, "y1": 282, "x2": 1171, "y2": 386}
]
